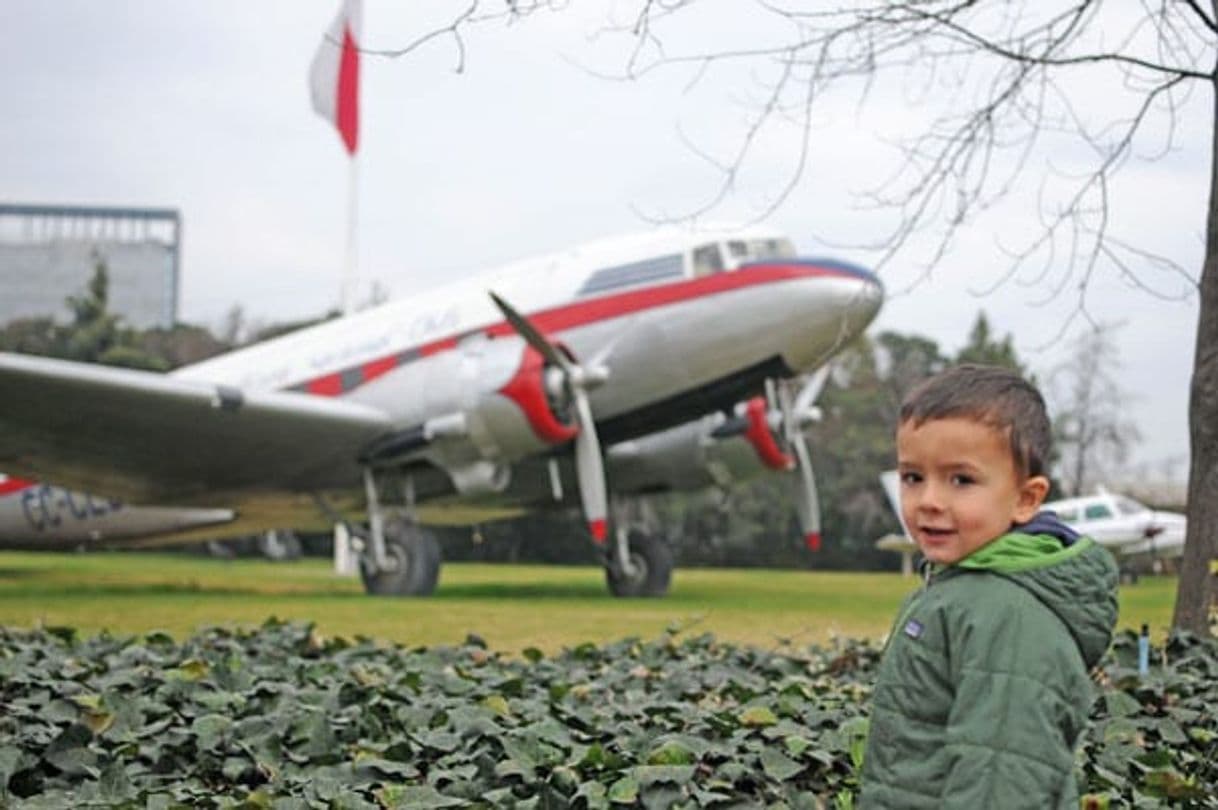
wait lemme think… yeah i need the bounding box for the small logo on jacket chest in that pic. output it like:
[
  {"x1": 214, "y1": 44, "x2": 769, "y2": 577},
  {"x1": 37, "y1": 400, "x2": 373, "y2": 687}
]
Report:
[{"x1": 903, "y1": 619, "x2": 924, "y2": 639}]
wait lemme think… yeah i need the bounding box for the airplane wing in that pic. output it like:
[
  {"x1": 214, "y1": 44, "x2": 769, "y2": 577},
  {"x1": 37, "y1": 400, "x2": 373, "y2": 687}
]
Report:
[{"x1": 0, "y1": 352, "x2": 394, "y2": 503}]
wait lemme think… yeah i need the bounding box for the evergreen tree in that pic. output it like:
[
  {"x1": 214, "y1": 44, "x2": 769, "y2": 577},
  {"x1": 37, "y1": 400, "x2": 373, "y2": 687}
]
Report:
[{"x1": 954, "y1": 312, "x2": 1022, "y2": 372}]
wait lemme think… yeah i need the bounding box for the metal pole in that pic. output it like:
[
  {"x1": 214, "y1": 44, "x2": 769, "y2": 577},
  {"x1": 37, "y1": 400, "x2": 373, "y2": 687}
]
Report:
[{"x1": 341, "y1": 155, "x2": 359, "y2": 316}]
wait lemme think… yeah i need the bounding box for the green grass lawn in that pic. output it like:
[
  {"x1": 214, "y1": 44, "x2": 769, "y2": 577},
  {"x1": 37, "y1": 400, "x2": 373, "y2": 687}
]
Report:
[{"x1": 0, "y1": 550, "x2": 1179, "y2": 653}]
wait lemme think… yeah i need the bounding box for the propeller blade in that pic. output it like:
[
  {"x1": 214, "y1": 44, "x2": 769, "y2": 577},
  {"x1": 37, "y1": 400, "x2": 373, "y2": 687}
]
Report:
[
  {"x1": 572, "y1": 387, "x2": 608, "y2": 542},
  {"x1": 488, "y1": 291, "x2": 574, "y2": 375},
  {"x1": 764, "y1": 377, "x2": 780, "y2": 412},
  {"x1": 793, "y1": 365, "x2": 831, "y2": 419},
  {"x1": 775, "y1": 378, "x2": 798, "y2": 441},
  {"x1": 790, "y1": 432, "x2": 822, "y2": 551},
  {"x1": 489, "y1": 291, "x2": 610, "y2": 543},
  {"x1": 771, "y1": 372, "x2": 825, "y2": 551}
]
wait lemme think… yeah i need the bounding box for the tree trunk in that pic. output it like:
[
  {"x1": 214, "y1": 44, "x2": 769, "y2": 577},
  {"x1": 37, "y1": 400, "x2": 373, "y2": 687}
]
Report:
[
  {"x1": 1073, "y1": 409, "x2": 1089, "y2": 495},
  {"x1": 1171, "y1": 65, "x2": 1218, "y2": 637}
]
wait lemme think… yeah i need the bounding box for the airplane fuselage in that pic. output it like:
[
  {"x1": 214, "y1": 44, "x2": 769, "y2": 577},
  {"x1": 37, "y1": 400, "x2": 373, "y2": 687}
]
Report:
[{"x1": 0, "y1": 224, "x2": 883, "y2": 547}]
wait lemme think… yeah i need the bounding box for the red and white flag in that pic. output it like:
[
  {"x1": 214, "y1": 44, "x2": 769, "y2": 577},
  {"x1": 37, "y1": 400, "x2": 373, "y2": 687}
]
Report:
[{"x1": 309, "y1": 0, "x2": 362, "y2": 156}]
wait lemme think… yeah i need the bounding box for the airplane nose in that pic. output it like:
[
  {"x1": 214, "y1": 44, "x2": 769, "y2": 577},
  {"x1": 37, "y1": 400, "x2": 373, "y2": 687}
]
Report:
[
  {"x1": 836, "y1": 264, "x2": 883, "y2": 332},
  {"x1": 774, "y1": 259, "x2": 884, "y2": 371}
]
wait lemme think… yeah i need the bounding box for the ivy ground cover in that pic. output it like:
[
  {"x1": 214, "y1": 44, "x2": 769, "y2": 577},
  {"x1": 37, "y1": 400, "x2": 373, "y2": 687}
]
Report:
[{"x1": 1, "y1": 620, "x2": 1214, "y2": 808}]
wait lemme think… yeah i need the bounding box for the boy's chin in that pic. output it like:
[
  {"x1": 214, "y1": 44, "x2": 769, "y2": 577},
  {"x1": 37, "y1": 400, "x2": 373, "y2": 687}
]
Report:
[{"x1": 916, "y1": 540, "x2": 966, "y2": 566}]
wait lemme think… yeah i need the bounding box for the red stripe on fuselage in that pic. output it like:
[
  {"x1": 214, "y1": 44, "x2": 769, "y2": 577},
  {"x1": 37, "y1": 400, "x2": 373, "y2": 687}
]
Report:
[
  {"x1": 300, "y1": 263, "x2": 854, "y2": 397},
  {"x1": 419, "y1": 337, "x2": 459, "y2": 357},
  {"x1": 0, "y1": 477, "x2": 35, "y2": 496},
  {"x1": 480, "y1": 264, "x2": 848, "y2": 339},
  {"x1": 308, "y1": 374, "x2": 344, "y2": 396},
  {"x1": 362, "y1": 355, "x2": 398, "y2": 384}
]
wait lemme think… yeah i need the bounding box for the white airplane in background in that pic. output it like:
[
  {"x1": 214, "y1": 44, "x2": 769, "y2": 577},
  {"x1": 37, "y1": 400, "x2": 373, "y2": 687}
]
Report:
[
  {"x1": 876, "y1": 472, "x2": 1186, "y2": 575},
  {"x1": 0, "y1": 224, "x2": 883, "y2": 597},
  {"x1": 1043, "y1": 487, "x2": 1187, "y2": 563}
]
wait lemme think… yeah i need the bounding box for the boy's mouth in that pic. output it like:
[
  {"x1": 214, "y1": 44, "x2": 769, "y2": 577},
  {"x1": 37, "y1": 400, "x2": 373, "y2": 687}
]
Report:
[{"x1": 919, "y1": 526, "x2": 955, "y2": 540}]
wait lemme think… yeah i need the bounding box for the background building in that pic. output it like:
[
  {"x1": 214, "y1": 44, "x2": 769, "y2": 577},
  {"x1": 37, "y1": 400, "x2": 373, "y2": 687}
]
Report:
[{"x1": 0, "y1": 203, "x2": 181, "y2": 329}]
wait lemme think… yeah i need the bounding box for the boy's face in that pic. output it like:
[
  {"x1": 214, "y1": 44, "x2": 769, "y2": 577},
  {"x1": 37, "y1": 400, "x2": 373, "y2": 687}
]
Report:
[{"x1": 896, "y1": 416, "x2": 1049, "y2": 565}]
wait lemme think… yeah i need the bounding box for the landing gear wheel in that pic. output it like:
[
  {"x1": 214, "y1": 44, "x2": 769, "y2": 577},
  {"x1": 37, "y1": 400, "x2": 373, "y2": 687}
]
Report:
[
  {"x1": 360, "y1": 520, "x2": 442, "y2": 596},
  {"x1": 606, "y1": 531, "x2": 673, "y2": 598}
]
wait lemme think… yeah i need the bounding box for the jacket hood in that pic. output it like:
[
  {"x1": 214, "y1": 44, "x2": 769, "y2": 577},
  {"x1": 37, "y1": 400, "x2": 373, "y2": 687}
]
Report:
[
  {"x1": 956, "y1": 512, "x2": 1119, "y2": 669},
  {"x1": 1017, "y1": 510, "x2": 1081, "y2": 546}
]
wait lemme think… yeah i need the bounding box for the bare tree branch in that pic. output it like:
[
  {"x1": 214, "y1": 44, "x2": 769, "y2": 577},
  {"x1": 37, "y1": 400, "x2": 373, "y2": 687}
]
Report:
[
  {"x1": 354, "y1": 0, "x2": 572, "y2": 72},
  {"x1": 896, "y1": 1, "x2": 1211, "y2": 80},
  {"x1": 1180, "y1": 0, "x2": 1218, "y2": 34},
  {"x1": 350, "y1": 0, "x2": 479, "y2": 72}
]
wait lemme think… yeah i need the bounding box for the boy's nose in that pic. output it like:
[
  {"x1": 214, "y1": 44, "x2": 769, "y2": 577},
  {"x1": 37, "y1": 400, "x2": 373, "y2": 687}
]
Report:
[{"x1": 915, "y1": 482, "x2": 945, "y2": 512}]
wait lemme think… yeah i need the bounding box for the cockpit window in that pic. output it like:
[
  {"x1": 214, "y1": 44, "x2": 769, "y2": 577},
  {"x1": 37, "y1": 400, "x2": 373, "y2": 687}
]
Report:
[
  {"x1": 758, "y1": 238, "x2": 796, "y2": 259},
  {"x1": 692, "y1": 243, "x2": 725, "y2": 277},
  {"x1": 577, "y1": 253, "x2": 684, "y2": 297},
  {"x1": 724, "y1": 238, "x2": 797, "y2": 266},
  {"x1": 1084, "y1": 503, "x2": 1113, "y2": 521}
]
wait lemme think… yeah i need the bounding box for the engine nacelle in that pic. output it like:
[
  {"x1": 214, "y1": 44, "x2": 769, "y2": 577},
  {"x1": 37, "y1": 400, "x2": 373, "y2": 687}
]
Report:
[
  {"x1": 408, "y1": 335, "x2": 579, "y2": 473},
  {"x1": 607, "y1": 398, "x2": 795, "y2": 495}
]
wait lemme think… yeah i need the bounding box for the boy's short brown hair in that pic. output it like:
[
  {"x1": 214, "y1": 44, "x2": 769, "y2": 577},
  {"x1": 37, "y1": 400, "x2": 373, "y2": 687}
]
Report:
[{"x1": 899, "y1": 364, "x2": 1051, "y2": 479}]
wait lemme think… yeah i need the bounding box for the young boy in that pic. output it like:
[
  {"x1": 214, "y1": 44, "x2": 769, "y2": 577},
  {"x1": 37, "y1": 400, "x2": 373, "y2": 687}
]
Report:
[{"x1": 859, "y1": 364, "x2": 1118, "y2": 809}]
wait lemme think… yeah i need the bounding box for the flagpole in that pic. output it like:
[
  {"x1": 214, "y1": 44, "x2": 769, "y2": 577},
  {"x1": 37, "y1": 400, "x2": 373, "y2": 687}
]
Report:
[{"x1": 342, "y1": 154, "x2": 358, "y2": 316}]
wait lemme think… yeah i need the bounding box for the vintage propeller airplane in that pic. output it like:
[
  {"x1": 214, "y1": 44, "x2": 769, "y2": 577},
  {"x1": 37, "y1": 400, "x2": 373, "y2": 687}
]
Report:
[{"x1": 0, "y1": 224, "x2": 883, "y2": 597}]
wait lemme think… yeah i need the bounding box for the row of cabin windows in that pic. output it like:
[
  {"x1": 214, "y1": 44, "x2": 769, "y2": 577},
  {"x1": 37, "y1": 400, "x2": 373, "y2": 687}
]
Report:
[
  {"x1": 578, "y1": 237, "x2": 796, "y2": 297},
  {"x1": 1054, "y1": 496, "x2": 1146, "y2": 523},
  {"x1": 1056, "y1": 504, "x2": 1111, "y2": 522}
]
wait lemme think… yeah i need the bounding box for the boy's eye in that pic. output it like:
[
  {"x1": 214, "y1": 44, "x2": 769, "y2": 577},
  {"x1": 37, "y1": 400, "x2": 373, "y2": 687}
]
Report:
[
  {"x1": 950, "y1": 474, "x2": 975, "y2": 486},
  {"x1": 899, "y1": 471, "x2": 922, "y2": 485}
]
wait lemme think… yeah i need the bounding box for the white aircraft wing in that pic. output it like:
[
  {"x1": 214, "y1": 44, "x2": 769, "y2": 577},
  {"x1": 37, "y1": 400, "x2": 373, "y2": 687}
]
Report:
[{"x1": 0, "y1": 352, "x2": 394, "y2": 503}]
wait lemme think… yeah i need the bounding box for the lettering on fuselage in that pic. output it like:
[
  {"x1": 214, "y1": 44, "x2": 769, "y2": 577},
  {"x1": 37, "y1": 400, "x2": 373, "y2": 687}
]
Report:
[
  {"x1": 408, "y1": 304, "x2": 461, "y2": 342},
  {"x1": 19, "y1": 485, "x2": 123, "y2": 532},
  {"x1": 235, "y1": 305, "x2": 464, "y2": 393},
  {"x1": 308, "y1": 334, "x2": 392, "y2": 372},
  {"x1": 304, "y1": 305, "x2": 462, "y2": 374}
]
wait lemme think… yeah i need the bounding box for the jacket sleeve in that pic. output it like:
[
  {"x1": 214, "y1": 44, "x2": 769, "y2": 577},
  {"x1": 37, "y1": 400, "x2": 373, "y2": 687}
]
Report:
[{"x1": 937, "y1": 598, "x2": 1082, "y2": 809}]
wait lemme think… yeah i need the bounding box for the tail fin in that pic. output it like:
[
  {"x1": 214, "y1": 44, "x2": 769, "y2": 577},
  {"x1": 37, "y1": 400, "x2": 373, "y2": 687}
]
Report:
[{"x1": 879, "y1": 469, "x2": 912, "y2": 538}]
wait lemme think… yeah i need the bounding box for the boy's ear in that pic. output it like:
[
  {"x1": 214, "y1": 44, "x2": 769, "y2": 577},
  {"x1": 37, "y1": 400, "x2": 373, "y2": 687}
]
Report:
[{"x1": 1014, "y1": 475, "x2": 1051, "y2": 523}]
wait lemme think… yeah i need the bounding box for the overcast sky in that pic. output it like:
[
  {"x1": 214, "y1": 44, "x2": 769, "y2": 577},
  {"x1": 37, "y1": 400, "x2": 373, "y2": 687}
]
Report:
[{"x1": 0, "y1": 2, "x2": 1204, "y2": 487}]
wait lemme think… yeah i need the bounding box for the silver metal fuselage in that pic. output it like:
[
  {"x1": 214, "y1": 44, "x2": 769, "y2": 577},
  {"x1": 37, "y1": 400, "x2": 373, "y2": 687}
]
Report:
[{"x1": 0, "y1": 226, "x2": 883, "y2": 547}]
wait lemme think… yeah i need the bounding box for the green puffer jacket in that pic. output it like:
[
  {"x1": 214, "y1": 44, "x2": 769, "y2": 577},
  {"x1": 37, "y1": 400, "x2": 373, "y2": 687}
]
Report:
[{"x1": 859, "y1": 525, "x2": 1119, "y2": 809}]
